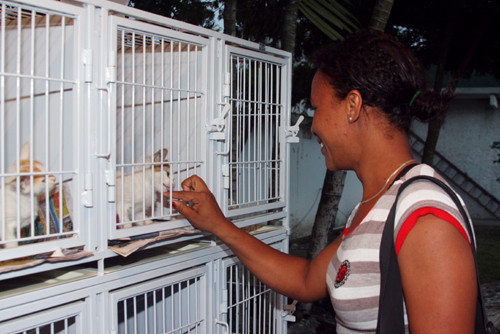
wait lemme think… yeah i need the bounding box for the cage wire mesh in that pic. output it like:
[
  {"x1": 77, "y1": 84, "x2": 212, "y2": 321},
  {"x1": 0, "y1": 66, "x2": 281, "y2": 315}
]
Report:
[
  {"x1": 115, "y1": 26, "x2": 205, "y2": 229},
  {"x1": 11, "y1": 316, "x2": 78, "y2": 334},
  {"x1": 0, "y1": 301, "x2": 83, "y2": 334},
  {"x1": 0, "y1": 2, "x2": 77, "y2": 249},
  {"x1": 115, "y1": 274, "x2": 204, "y2": 334},
  {"x1": 228, "y1": 54, "x2": 284, "y2": 211},
  {"x1": 226, "y1": 261, "x2": 280, "y2": 334}
]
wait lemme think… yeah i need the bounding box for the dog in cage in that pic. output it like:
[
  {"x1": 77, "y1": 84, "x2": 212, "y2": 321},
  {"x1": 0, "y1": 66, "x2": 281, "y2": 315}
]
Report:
[
  {"x1": 1, "y1": 142, "x2": 56, "y2": 248},
  {"x1": 116, "y1": 148, "x2": 173, "y2": 228}
]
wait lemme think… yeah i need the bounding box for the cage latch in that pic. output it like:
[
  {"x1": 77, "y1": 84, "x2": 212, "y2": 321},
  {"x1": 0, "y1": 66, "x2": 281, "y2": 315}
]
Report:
[
  {"x1": 207, "y1": 103, "x2": 231, "y2": 139},
  {"x1": 106, "y1": 169, "x2": 116, "y2": 203},
  {"x1": 215, "y1": 288, "x2": 229, "y2": 333},
  {"x1": 82, "y1": 49, "x2": 93, "y2": 82},
  {"x1": 81, "y1": 172, "x2": 93, "y2": 208},
  {"x1": 215, "y1": 320, "x2": 229, "y2": 333},
  {"x1": 222, "y1": 164, "x2": 230, "y2": 189},
  {"x1": 282, "y1": 299, "x2": 298, "y2": 322},
  {"x1": 281, "y1": 115, "x2": 304, "y2": 143},
  {"x1": 208, "y1": 103, "x2": 231, "y2": 155}
]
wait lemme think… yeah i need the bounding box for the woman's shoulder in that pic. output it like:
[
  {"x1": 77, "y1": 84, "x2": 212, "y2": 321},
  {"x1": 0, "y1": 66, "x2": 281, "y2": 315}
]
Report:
[
  {"x1": 401, "y1": 163, "x2": 442, "y2": 180},
  {"x1": 396, "y1": 163, "x2": 459, "y2": 200},
  {"x1": 392, "y1": 163, "x2": 472, "y2": 242},
  {"x1": 394, "y1": 164, "x2": 461, "y2": 213}
]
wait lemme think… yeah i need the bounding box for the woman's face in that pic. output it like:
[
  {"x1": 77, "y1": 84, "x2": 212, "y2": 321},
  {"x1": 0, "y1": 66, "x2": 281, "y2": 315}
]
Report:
[{"x1": 310, "y1": 71, "x2": 352, "y2": 171}]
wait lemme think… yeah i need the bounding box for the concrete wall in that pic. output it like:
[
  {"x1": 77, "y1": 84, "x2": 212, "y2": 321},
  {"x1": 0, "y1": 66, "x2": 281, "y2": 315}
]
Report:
[{"x1": 288, "y1": 129, "x2": 326, "y2": 238}]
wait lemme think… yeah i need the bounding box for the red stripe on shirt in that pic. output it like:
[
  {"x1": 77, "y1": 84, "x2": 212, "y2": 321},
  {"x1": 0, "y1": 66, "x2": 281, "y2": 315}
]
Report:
[{"x1": 395, "y1": 207, "x2": 471, "y2": 256}]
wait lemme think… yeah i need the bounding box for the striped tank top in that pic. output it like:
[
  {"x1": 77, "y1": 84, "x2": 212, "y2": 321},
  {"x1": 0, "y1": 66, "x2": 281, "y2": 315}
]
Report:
[{"x1": 326, "y1": 164, "x2": 474, "y2": 333}]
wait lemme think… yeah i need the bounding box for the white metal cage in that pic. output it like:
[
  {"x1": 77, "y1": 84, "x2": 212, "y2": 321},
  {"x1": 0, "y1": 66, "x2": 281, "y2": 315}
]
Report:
[
  {"x1": 0, "y1": 0, "x2": 84, "y2": 258},
  {"x1": 0, "y1": 0, "x2": 295, "y2": 333}
]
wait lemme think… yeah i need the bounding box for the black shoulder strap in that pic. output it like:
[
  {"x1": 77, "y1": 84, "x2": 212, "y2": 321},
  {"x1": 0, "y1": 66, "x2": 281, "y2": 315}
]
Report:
[{"x1": 376, "y1": 175, "x2": 488, "y2": 334}]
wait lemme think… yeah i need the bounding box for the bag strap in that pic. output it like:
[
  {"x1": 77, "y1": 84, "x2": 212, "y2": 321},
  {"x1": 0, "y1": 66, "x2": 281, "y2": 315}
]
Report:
[{"x1": 376, "y1": 175, "x2": 489, "y2": 334}]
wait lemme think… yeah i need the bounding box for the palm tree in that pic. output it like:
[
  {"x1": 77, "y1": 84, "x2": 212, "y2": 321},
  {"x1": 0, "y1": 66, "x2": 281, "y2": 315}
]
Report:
[
  {"x1": 298, "y1": 0, "x2": 359, "y2": 41},
  {"x1": 369, "y1": 0, "x2": 394, "y2": 31}
]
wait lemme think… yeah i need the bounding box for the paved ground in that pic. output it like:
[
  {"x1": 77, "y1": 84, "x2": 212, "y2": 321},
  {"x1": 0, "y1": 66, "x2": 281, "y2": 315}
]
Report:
[{"x1": 482, "y1": 282, "x2": 500, "y2": 328}]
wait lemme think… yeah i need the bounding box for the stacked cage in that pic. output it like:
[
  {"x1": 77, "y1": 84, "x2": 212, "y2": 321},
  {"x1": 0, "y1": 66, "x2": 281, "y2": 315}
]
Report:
[
  {"x1": 0, "y1": 0, "x2": 296, "y2": 333},
  {"x1": 0, "y1": 0, "x2": 82, "y2": 258}
]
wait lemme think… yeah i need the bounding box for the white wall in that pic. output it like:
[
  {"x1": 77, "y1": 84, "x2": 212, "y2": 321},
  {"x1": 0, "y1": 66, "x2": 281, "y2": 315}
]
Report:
[
  {"x1": 288, "y1": 129, "x2": 326, "y2": 238},
  {"x1": 412, "y1": 96, "x2": 500, "y2": 200}
]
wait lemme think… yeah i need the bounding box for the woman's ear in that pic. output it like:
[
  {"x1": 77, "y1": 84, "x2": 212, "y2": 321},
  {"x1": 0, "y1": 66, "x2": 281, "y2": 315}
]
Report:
[{"x1": 346, "y1": 90, "x2": 363, "y2": 123}]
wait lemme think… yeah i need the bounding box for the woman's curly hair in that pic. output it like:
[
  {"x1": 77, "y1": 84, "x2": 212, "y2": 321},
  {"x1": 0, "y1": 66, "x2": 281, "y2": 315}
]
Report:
[{"x1": 313, "y1": 29, "x2": 451, "y2": 131}]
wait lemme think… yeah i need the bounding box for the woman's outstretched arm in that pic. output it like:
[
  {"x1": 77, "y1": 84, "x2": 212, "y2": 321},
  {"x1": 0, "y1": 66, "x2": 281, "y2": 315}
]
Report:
[{"x1": 169, "y1": 175, "x2": 341, "y2": 302}]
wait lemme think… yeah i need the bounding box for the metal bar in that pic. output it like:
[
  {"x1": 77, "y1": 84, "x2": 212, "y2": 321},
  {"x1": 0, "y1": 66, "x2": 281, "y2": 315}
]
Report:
[
  {"x1": 233, "y1": 56, "x2": 238, "y2": 207},
  {"x1": 194, "y1": 45, "x2": 198, "y2": 174},
  {"x1": 1, "y1": 3, "x2": 6, "y2": 243},
  {"x1": 177, "y1": 282, "x2": 182, "y2": 333},
  {"x1": 15, "y1": 6, "x2": 21, "y2": 241},
  {"x1": 150, "y1": 33, "x2": 156, "y2": 220},
  {"x1": 187, "y1": 278, "x2": 191, "y2": 334},
  {"x1": 246, "y1": 58, "x2": 251, "y2": 205},
  {"x1": 58, "y1": 14, "x2": 67, "y2": 235},
  {"x1": 130, "y1": 30, "x2": 136, "y2": 224},
  {"x1": 159, "y1": 37, "x2": 165, "y2": 216},
  {"x1": 274, "y1": 66, "x2": 280, "y2": 201},
  {"x1": 186, "y1": 42, "x2": 190, "y2": 167},
  {"x1": 119, "y1": 28, "x2": 126, "y2": 223},
  {"x1": 141, "y1": 33, "x2": 147, "y2": 221},
  {"x1": 30, "y1": 9, "x2": 37, "y2": 238},
  {"x1": 264, "y1": 63, "x2": 270, "y2": 202},
  {"x1": 169, "y1": 39, "x2": 173, "y2": 197},
  {"x1": 256, "y1": 59, "x2": 260, "y2": 205}
]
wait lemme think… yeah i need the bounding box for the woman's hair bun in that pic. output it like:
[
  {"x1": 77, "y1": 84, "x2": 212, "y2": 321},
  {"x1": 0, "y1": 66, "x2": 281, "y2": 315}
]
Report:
[{"x1": 410, "y1": 89, "x2": 453, "y2": 123}]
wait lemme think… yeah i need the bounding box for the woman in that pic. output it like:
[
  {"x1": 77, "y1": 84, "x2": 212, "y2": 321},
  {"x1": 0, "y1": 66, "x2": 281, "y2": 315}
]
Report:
[{"x1": 169, "y1": 30, "x2": 477, "y2": 333}]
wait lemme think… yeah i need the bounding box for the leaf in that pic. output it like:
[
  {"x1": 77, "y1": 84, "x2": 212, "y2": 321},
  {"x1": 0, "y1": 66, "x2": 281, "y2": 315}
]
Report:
[{"x1": 299, "y1": 0, "x2": 359, "y2": 41}]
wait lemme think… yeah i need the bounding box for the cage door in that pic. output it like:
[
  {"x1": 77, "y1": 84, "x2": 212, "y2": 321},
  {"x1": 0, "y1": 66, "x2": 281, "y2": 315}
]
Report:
[
  {"x1": 0, "y1": 301, "x2": 86, "y2": 334},
  {"x1": 220, "y1": 254, "x2": 287, "y2": 334},
  {"x1": 222, "y1": 46, "x2": 290, "y2": 219},
  {"x1": 106, "y1": 16, "x2": 209, "y2": 239},
  {"x1": 110, "y1": 267, "x2": 207, "y2": 334},
  {"x1": 0, "y1": 0, "x2": 85, "y2": 258}
]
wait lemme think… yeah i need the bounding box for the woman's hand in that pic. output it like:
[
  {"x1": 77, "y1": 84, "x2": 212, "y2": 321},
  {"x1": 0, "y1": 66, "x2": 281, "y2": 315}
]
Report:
[
  {"x1": 167, "y1": 175, "x2": 338, "y2": 302},
  {"x1": 167, "y1": 175, "x2": 228, "y2": 233}
]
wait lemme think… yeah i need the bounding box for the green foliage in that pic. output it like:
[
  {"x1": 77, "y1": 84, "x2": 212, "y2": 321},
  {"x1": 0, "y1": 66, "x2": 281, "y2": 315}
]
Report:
[
  {"x1": 476, "y1": 226, "x2": 500, "y2": 283},
  {"x1": 298, "y1": 0, "x2": 359, "y2": 40},
  {"x1": 129, "y1": 0, "x2": 220, "y2": 29}
]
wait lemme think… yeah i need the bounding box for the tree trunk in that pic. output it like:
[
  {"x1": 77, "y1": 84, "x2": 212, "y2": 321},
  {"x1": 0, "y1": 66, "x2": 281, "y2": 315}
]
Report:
[
  {"x1": 282, "y1": 0, "x2": 300, "y2": 56},
  {"x1": 223, "y1": 0, "x2": 237, "y2": 36},
  {"x1": 422, "y1": 0, "x2": 458, "y2": 165},
  {"x1": 422, "y1": 1, "x2": 491, "y2": 165},
  {"x1": 368, "y1": 0, "x2": 394, "y2": 31},
  {"x1": 307, "y1": 169, "x2": 346, "y2": 259}
]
